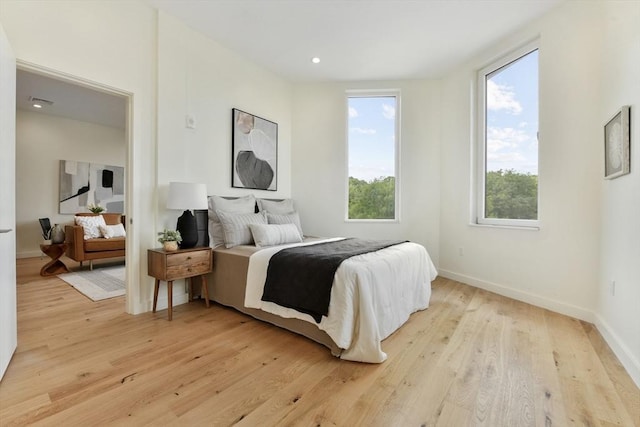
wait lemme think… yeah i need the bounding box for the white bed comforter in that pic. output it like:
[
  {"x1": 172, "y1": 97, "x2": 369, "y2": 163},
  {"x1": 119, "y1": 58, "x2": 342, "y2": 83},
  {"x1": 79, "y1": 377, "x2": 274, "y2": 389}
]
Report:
[{"x1": 244, "y1": 238, "x2": 438, "y2": 363}]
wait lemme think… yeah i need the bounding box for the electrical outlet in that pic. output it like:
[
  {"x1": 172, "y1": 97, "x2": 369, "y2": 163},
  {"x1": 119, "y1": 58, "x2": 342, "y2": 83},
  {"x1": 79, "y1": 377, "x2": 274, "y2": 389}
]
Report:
[{"x1": 458, "y1": 247, "x2": 464, "y2": 256}]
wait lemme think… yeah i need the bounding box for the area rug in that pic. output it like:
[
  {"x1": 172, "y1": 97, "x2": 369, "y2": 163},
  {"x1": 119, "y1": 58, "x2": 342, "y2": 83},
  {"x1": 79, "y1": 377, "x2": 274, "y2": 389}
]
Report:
[{"x1": 58, "y1": 265, "x2": 125, "y2": 301}]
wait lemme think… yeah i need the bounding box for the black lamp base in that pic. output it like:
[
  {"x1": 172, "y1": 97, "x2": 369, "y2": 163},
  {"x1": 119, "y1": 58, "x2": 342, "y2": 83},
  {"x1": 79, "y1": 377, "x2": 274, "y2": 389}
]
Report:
[{"x1": 176, "y1": 210, "x2": 198, "y2": 249}]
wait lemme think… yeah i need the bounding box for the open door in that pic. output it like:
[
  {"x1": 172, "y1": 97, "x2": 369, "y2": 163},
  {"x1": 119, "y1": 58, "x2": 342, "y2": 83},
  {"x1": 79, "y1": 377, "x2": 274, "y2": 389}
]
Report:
[{"x1": 0, "y1": 23, "x2": 17, "y2": 380}]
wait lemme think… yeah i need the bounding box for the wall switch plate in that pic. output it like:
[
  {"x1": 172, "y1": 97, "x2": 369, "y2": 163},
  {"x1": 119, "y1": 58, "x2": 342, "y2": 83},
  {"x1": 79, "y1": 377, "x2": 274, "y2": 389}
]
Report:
[{"x1": 185, "y1": 114, "x2": 196, "y2": 129}]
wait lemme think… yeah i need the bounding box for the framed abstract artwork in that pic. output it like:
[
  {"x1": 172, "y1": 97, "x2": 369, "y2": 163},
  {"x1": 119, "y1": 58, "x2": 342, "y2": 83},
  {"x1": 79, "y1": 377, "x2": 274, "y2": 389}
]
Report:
[
  {"x1": 604, "y1": 105, "x2": 630, "y2": 180},
  {"x1": 59, "y1": 160, "x2": 125, "y2": 214},
  {"x1": 232, "y1": 108, "x2": 278, "y2": 191}
]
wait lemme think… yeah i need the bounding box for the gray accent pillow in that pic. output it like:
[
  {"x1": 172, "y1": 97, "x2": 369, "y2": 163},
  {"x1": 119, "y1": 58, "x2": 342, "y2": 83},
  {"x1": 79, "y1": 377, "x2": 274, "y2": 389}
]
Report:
[
  {"x1": 217, "y1": 210, "x2": 267, "y2": 248},
  {"x1": 248, "y1": 223, "x2": 302, "y2": 247},
  {"x1": 257, "y1": 198, "x2": 294, "y2": 214},
  {"x1": 207, "y1": 195, "x2": 256, "y2": 248},
  {"x1": 266, "y1": 211, "x2": 303, "y2": 237}
]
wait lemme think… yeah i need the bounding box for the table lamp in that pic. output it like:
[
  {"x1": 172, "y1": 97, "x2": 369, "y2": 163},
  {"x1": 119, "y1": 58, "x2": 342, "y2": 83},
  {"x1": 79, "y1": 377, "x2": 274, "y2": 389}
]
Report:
[{"x1": 166, "y1": 182, "x2": 208, "y2": 249}]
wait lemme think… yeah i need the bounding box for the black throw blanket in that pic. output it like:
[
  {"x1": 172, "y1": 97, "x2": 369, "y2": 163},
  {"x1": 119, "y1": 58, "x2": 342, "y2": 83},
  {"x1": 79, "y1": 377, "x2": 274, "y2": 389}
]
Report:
[{"x1": 261, "y1": 238, "x2": 407, "y2": 323}]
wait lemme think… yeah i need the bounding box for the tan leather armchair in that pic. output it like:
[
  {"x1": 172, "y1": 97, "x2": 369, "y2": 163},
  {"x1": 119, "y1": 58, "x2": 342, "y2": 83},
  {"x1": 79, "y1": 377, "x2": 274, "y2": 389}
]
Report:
[{"x1": 65, "y1": 213, "x2": 126, "y2": 270}]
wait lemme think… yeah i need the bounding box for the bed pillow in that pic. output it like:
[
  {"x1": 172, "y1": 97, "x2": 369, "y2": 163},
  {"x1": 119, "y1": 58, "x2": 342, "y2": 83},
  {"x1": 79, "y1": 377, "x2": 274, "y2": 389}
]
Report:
[
  {"x1": 249, "y1": 223, "x2": 302, "y2": 247},
  {"x1": 217, "y1": 210, "x2": 267, "y2": 248},
  {"x1": 266, "y1": 211, "x2": 303, "y2": 237},
  {"x1": 75, "y1": 215, "x2": 107, "y2": 240},
  {"x1": 99, "y1": 223, "x2": 126, "y2": 239},
  {"x1": 256, "y1": 198, "x2": 294, "y2": 214},
  {"x1": 208, "y1": 195, "x2": 256, "y2": 247}
]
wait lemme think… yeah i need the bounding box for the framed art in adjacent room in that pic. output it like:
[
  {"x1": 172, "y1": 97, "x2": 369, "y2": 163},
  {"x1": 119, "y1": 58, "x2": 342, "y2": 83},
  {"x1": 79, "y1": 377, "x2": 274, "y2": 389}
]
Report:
[
  {"x1": 604, "y1": 105, "x2": 630, "y2": 180},
  {"x1": 59, "y1": 160, "x2": 125, "y2": 213},
  {"x1": 231, "y1": 108, "x2": 278, "y2": 191}
]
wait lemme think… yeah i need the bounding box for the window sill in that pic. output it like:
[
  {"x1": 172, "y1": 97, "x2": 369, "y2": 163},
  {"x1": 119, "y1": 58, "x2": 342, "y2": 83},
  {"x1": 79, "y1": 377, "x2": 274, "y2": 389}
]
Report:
[
  {"x1": 469, "y1": 222, "x2": 540, "y2": 231},
  {"x1": 345, "y1": 219, "x2": 400, "y2": 224}
]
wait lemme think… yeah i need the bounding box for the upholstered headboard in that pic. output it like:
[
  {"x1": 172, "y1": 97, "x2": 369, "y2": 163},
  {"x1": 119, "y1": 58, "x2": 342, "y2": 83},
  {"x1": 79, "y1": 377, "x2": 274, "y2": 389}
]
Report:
[{"x1": 193, "y1": 209, "x2": 209, "y2": 247}]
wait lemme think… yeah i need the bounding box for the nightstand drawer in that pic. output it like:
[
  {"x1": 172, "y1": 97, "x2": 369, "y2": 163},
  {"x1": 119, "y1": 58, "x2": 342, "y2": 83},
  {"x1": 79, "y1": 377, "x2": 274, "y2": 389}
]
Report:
[
  {"x1": 165, "y1": 259, "x2": 210, "y2": 280},
  {"x1": 166, "y1": 250, "x2": 210, "y2": 267}
]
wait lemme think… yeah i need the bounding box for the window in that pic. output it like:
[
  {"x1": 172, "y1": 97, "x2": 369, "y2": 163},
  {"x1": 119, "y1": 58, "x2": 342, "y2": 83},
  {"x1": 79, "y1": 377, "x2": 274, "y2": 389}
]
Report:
[
  {"x1": 346, "y1": 91, "x2": 400, "y2": 221},
  {"x1": 477, "y1": 41, "x2": 539, "y2": 227}
]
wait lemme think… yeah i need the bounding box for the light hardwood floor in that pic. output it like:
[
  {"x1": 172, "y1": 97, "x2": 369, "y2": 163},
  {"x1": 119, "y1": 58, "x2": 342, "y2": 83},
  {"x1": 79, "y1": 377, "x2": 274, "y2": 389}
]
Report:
[{"x1": 1, "y1": 256, "x2": 638, "y2": 426}]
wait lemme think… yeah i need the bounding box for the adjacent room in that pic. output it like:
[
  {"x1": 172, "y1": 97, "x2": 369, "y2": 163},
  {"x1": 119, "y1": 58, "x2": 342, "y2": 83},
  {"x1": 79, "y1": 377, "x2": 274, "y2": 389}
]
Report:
[{"x1": 0, "y1": 0, "x2": 638, "y2": 425}]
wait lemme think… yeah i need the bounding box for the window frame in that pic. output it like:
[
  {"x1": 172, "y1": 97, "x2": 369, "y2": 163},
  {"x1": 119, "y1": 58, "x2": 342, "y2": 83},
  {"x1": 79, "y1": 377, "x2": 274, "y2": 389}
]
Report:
[
  {"x1": 475, "y1": 39, "x2": 540, "y2": 229},
  {"x1": 345, "y1": 89, "x2": 401, "y2": 222}
]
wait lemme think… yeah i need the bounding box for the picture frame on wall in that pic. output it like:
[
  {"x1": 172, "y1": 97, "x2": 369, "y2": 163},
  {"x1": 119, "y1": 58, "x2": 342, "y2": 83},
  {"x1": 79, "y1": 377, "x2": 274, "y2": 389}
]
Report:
[
  {"x1": 231, "y1": 108, "x2": 278, "y2": 191},
  {"x1": 604, "y1": 105, "x2": 631, "y2": 180},
  {"x1": 59, "y1": 160, "x2": 125, "y2": 214}
]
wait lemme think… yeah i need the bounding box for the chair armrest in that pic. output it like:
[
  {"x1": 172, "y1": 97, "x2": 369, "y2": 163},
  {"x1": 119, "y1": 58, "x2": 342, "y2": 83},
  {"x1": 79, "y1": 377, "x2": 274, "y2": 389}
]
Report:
[{"x1": 65, "y1": 225, "x2": 85, "y2": 260}]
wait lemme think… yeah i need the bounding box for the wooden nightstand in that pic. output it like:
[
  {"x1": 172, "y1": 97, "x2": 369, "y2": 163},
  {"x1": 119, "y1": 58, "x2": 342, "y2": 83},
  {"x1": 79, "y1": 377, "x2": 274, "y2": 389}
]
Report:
[{"x1": 147, "y1": 246, "x2": 212, "y2": 320}]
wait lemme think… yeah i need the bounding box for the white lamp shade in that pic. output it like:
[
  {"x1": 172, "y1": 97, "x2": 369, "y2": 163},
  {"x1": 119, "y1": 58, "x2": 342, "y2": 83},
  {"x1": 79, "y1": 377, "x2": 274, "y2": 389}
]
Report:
[{"x1": 166, "y1": 182, "x2": 208, "y2": 210}]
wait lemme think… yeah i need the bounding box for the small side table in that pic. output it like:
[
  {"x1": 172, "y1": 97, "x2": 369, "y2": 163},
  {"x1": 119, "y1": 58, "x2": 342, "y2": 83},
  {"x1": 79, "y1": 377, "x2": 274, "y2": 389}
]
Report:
[
  {"x1": 147, "y1": 247, "x2": 213, "y2": 321},
  {"x1": 40, "y1": 243, "x2": 69, "y2": 276}
]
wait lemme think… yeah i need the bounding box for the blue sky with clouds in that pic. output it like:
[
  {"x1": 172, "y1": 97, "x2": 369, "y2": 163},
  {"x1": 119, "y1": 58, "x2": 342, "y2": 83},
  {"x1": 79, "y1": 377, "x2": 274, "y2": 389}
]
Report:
[
  {"x1": 348, "y1": 96, "x2": 396, "y2": 182},
  {"x1": 486, "y1": 50, "x2": 539, "y2": 174}
]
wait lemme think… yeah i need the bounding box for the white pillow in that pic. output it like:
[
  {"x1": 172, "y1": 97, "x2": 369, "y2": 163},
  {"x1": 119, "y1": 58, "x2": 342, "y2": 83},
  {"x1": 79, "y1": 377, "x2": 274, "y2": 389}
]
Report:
[
  {"x1": 217, "y1": 210, "x2": 267, "y2": 248},
  {"x1": 99, "y1": 223, "x2": 126, "y2": 239},
  {"x1": 249, "y1": 223, "x2": 302, "y2": 247},
  {"x1": 75, "y1": 215, "x2": 107, "y2": 240},
  {"x1": 257, "y1": 198, "x2": 294, "y2": 214},
  {"x1": 207, "y1": 195, "x2": 256, "y2": 247},
  {"x1": 266, "y1": 211, "x2": 303, "y2": 237}
]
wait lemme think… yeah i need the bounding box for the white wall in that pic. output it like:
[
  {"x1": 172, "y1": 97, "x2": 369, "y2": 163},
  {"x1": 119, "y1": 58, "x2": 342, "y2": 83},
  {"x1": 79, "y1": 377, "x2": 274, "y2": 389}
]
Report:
[
  {"x1": 155, "y1": 11, "x2": 293, "y2": 308},
  {"x1": 291, "y1": 80, "x2": 441, "y2": 263},
  {"x1": 156, "y1": 11, "x2": 292, "y2": 204},
  {"x1": 439, "y1": 1, "x2": 603, "y2": 321},
  {"x1": 16, "y1": 111, "x2": 126, "y2": 258},
  {"x1": 439, "y1": 1, "x2": 640, "y2": 385},
  {"x1": 1, "y1": 0, "x2": 157, "y2": 314},
  {"x1": 596, "y1": 1, "x2": 640, "y2": 386}
]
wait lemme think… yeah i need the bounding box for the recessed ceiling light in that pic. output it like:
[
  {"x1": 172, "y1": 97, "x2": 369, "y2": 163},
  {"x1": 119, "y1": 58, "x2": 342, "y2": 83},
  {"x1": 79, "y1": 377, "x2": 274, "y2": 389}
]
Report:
[
  {"x1": 311, "y1": 57, "x2": 320, "y2": 64},
  {"x1": 32, "y1": 104, "x2": 42, "y2": 109}
]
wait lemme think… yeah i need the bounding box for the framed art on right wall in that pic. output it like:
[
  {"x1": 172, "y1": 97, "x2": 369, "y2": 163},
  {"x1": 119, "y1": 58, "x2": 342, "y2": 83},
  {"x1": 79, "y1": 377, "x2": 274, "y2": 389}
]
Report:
[{"x1": 604, "y1": 105, "x2": 631, "y2": 180}]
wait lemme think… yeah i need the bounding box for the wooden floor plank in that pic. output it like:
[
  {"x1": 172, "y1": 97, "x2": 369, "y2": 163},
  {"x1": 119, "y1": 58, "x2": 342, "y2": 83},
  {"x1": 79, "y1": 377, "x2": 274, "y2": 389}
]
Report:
[{"x1": 0, "y1": 257, "x2": 637, "y2": 426}]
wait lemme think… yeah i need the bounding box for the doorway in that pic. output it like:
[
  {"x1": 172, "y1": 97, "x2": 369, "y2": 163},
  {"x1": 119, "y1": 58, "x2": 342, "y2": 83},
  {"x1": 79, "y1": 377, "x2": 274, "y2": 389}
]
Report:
[{"x1": 15, "y1": 62, "x2": 132, "y2": 309}]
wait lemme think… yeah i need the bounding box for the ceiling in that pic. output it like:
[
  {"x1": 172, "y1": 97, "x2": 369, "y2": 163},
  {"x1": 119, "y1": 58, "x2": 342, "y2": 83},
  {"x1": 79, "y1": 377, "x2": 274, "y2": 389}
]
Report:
[
  {"x1": 148, "y1": 0, "x2": 563, "y2": 82},
  {"x1": 16, "y1": 0, "x2": 563, "y2": 127},
  {"x1": 16, "y1": 69, "x2": 127, "y2": 129}
]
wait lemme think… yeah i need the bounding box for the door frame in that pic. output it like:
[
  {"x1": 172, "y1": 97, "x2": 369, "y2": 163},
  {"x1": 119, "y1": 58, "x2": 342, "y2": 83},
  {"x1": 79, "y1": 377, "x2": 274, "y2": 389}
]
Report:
[
  {"x1": 16, "y1": 60, "x2": 135, "y2": 312},
  {"x1": 0, "y1": 22, "x2": 17, "y2": 381}
]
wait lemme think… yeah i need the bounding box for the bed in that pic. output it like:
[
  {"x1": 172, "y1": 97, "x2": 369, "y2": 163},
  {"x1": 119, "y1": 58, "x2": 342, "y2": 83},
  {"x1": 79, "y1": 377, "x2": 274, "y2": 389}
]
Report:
[{"x1": 203, "y1": 195, "x2": 438, "y2": 363}]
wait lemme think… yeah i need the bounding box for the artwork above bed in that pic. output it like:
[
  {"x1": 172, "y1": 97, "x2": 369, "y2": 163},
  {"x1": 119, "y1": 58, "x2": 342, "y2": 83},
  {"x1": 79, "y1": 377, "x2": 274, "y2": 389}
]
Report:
[{"x1": 231, "y1": 108, "x2": 278, "y2": 191}]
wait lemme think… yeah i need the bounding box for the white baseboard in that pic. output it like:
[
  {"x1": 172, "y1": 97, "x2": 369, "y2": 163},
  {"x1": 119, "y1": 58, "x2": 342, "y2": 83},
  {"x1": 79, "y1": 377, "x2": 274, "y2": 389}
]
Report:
[
  {"x1": 439, "y1": 269, "x2": 640, "y2": 388},
  {"x1": 438, "y1": 269, "x2": 594, "y2": 322},
  {"x1": 593, "y1": 313, "x2": 640, "y2": 388}
]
